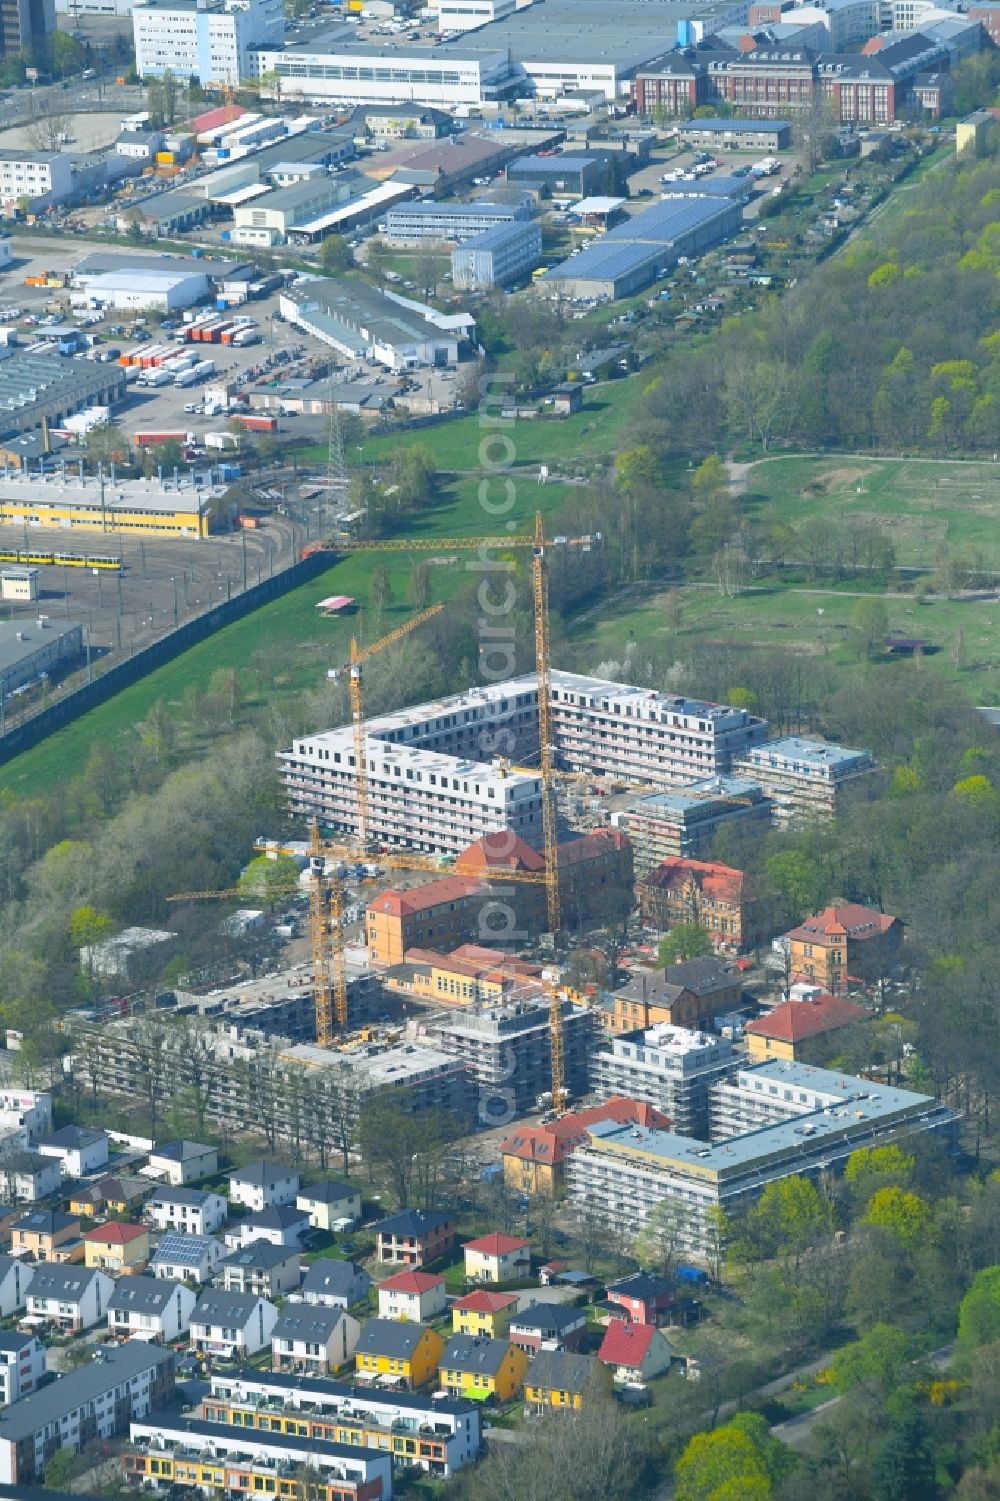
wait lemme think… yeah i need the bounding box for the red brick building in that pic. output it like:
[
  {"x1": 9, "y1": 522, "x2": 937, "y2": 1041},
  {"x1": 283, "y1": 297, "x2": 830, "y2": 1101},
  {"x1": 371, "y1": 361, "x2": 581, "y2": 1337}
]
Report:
[{"x1": 638, "y1": 857, "x2": 747, "y2": 953}]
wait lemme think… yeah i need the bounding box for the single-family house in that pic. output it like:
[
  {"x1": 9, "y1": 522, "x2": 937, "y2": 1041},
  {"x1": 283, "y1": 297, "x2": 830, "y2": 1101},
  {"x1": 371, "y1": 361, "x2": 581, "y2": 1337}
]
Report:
[
  {"x1": 190, "y1": 1289, "x2": 278, "y2": 1359},
  {"x1": 463, "y1": 1233, "x2": 531, "y2": 1285},
  {"x1": 743, "y1": 993, "x2": 866, "y2": 1064},
  {"x1": 83, "y1": 1221, "x2": 150, "y2": 1275},
  {"x1": 0, "y1": 1153, "x2": 61, "y2": 1203},
  {"x1": 0, "y1": 1331, "x2": 45, "y2": 1405},
  {"x1": 606, "y1": 1272, "x2": 676, "y2": 1327},
  {"x1": 228, "y1": 1160, "x2": 299, "y2": 1213},
  {"x1": 38, "y1": 1125, "x2": 109, "y2": 1179},
  {"x1": 451, "y1": 1289, "x2": 519, "y2": 1339},
  {"x1": 524, "y1": 1350, "x2": 607, "y2": 1411},
  {"x1": 223, "y1": 1205, "x2": 311, "y2": 1252},
  {"x1": 147, "y1": 1140, "x2": 218, "y2": 1186},
  {"x1": 354, "y1": 1319, "x2": 444, "y2": 1390},
  {"x1": 597, "y1": 1320, "x2": 673, "y2": 1383},
  {"x1": 375, "y1": 1209, "x2": 455, "y2": 1268},
  {"x1": 69, "y1": 1176, "x2": 151, "y2": 1219},
  {"x1": 378, "y1": 1269, "x2": 447, "y2": 1323},
  {"x1": 148, "y1": 1231, "x2": 225, "y2": 1285},
  {"x1": 222, "y1": 1242, "x2": 301, "y2": 1300},
  {"x1": 271, "y1": 1304, "x2": 361, "y2": 1376},
  {"x1": 11, "y1": 1210, "x2": 83, "y2": 1264},
  {"x1": 439, "y1": 1333, "x2": 528, "y2": 1403},
  {"x1": 107, "y1": 1274, "x2": 197, "y2": 1343},
  {"x1": 785, "y1": 904, "x2": 903, "y2": 997},
  {"x1": 508, "y1": 1302, "x2": 588, "y2": 1353},
  {"x1": 0, "y1": 1254, "x2": 33, "y2": 1317},
  {"x1": 297, "y1": 1180, "x2": 362, "y2": 1232},
  {"x1": 26, "y1": 1265, "x2": 113, "y2": 1331},
  {"x1": 147, "y1": 1185, "x2": 227, "y2": 1237},
  {"x1": 300, "y1": 1258, "x2": 371, "y2": 1310}
]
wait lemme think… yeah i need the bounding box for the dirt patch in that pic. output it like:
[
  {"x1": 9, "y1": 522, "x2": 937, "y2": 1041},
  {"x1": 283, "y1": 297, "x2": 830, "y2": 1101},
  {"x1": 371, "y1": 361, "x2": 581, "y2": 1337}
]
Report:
[{"x1": 800, "y1": 466, "x2": 867, "y2": 497}]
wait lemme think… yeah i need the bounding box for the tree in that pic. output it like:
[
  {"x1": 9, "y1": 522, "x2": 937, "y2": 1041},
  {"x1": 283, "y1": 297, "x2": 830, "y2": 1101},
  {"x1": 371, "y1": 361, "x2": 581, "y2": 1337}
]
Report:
[
  {"x1": 830, "y1": 1323, "x2": 914, "y2": 1396},
  {"x1": 44, "y1": 1448, "x2": 80, "y2": 1490},
  {"x1": 849, "y1": 596, "x2": 889, "y2": 661},
  {"x1": 862, "y1": 1187, "x2": 933, "y2": 1250},
  {"x1": 635, "y1": 1196, "x2": 689, "y2": 1279},
  {"x1": 69, "y1": 904, "x2": 113, "y2": 980},
  {"x1": 26, "y1": 106, "x2": 72, "y2": 151},
  {"x1": 615, "y1": 445, "x2": 660, "y2": 492},
  {"x1": 237, "y1": 854, "x2": 301, "y2": 906},
  {"x1": 844, "y1": 1144, "x2": 915, "y2": 1204},
  {"x1": 321, "y1": 234, "x2": 353, "y2": 274},
  {"x1": 957, "y1": 1266, "x2": 1000, "y2": 1358},
  {"x1": 657, "y1": 923, "x2": 712, "y2": 966},
  {"x1": 408, "y1": 561, "x2": 431, "y2": 611},
  {"x1": 358, "y1": 1098, "x2": 456, "y2": 1206},
  {"x1": 675, "y1": 1416, "x2": 795, "y2": 1501},
  {"x1": 368, "y1": 567, "x2": 394, "y2": 630},
  {"x1": 869, "y1": 1401, "x2": 938, "y2": 1501},
  {"x1": 765, "y1": 848, "x2": 828, "y2": 924}
]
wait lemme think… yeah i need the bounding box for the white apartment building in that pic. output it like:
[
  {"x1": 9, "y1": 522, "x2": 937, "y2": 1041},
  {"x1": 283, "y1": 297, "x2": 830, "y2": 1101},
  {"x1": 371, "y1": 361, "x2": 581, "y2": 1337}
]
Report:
[
  {"x1": 451, "y1": 219, "x2": 543, "y2": 290},
  {"x1": 0, "y1": 1343, "x2": 176, "y2": 1486},
  {"x1": 589, "y1": 1022, "x2": 737, "y2": 1138},
  {"x1": 0, "y1": 1090, "x2": 51, "y2": 1152},
  {"x1": 133, "y1": 0, "x2": 284, "y2": 85},
  {"x1": 0, "y1": 1333, "x2": 45, "y2": 1407},
  {"x1": 785, "y1": 0, "x2": 881, "y2": 48},
  {"x1": 0, "y1": 151, "x2": 73, "y2": 212},
  {"x1": 146, "y1": 1185, "x2": 228, "y2": 1236},
  {"x1": 281, "y1": 672, "x2": 766, "y2": 855},
  {"x1": 731, "y1": 735, "x2": 876, "y2": 824}
]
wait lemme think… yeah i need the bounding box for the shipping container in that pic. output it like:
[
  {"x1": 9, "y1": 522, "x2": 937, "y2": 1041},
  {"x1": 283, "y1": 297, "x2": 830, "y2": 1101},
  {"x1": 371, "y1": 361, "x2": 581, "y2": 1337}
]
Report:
[
  {"x1": 237, "y1": 414, "x2": 278, "y2": 433},
  {"x1": 132, "y1": 430, "x2": 196, "y2": 447}
]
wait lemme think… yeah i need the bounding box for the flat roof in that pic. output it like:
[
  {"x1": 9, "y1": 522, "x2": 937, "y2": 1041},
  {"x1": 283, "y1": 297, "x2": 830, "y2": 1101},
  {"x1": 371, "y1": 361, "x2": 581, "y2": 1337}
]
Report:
[
  {"x1": 72, "y1": 252, "x2": 254, "y2": 283},
  {"x1": 455, "y1": 220, "x2": 538, "y2": 251},
  {"x1": 738, "y1": 736, "x2": 872, "y2": 768},
  {"x1": 214, "y1": 1366, "x2": 476, "y2": 1419},
  {"x1": 681, "y1": 116, "x2": 790, "y2": 130},
  {"x1": 602, "y1": 195, "x2": 738, "y2": 244},
  {"x1": 0, "y1": 350, "x2": 122, "y2": 415},
  {"x1": 0, "y1": 477, "x2": 208, "y2": 517},
  {"x1": 630, "y1": 776, "x2": 768, "y2": 813},
  {"x1": 280, "y1": 1040, "x2": 464, "y2": 1085},
  {"x1": 0, "y1": 618, "x2": 82, "y2": 673}
]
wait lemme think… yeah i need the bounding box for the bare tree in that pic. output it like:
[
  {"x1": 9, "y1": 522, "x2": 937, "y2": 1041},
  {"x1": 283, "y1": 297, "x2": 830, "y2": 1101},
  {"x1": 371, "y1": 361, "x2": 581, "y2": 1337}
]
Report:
[{"x1": 26, "y1": 109, "x2": 72, "y2": 151}]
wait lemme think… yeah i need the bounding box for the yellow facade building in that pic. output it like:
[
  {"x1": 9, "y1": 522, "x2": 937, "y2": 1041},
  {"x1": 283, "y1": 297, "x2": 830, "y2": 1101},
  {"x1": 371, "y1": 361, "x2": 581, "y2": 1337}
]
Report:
[
  {"x1": 0, "y1": 478, "x2": 219, "y2": 539},
  {"x1": 353, "y1": 1320, "x2": 444, "y2": 1390},
  {"x1": 451, "y1": 1290, "x2": 520, "y2": 1339},
  {"x1": 439, "y1": 1334, "x2": 529, "y2": 1403}
]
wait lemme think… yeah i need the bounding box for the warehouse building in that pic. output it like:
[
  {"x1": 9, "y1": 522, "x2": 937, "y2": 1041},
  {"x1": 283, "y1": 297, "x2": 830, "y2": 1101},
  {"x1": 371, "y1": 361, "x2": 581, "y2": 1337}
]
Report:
[
  {"x1": 507, "y1": 150, "x2": 628, "y2": 198},
  {"x1": 282, "y1": 672, "x2": 767, "y2": 855},
  {"x1": 0, "y1": 351, "x2": 125, "y2": 438},
  {"x1": 451, "y1": 219, "x2": 542, "y2": 289},
  {"x1": 385, "y1": 197, "x2": 533, "y2": 245},
  {"x1": 231, "y1": 170, "x2": 371, "y2": 246},
  {"x1": 0, "y1": 618, "x2": 83, "y2": 699},
  {"x1": 542, "y1": 196, "x2": 743, "y2": 300},
  {"x1": 73, "y1": 267, "x2": 211, "y2": 313},
  {"x1": 731, "y1": 736, "x2": 876, "y2": 824},
  {"x1": 679, "y1": 116, "x2": 792, "y2": 150},
  {"x1": 566, "y1": 1061, "x2": 958, "y2": 1258},
  {"x1": 0, "y1": 475, "x2": 223, "y2": 539},
  {"x1": 279, "y1": 279, "x2": 475, "y2": 371},
  {"x1": 589, "y1": 1022, "x2": 737, "y2": 1138}
]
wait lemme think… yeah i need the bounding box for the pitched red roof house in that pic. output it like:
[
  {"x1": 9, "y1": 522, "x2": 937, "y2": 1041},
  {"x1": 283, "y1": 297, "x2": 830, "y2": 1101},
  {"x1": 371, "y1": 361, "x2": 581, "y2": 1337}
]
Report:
[
  {"x1": 641, "y1": 857, "x2": 744, "y2": 904},
  {"x1": 463, "y1": 1233, "x2": 530, "y2": 1257},
  {"x1": 597, "y1": 1319, "x2": 673, "y2": 1380},
  {"x1": 745, "y1": 994, "x2": 864, "y2": 1045},
  {"x1": 451, "y1": 1289, "x2": 520, "y2": 1315},
  {"x1": 379, "y1": 1270, "x2": 445, "y2": 1295},
  {"x1": 83, "y1": 1221, "x2": 147, "y2": 1246},
  {"x1": 500, "y1": 1097, "x2": 671, "y2": 1170}
]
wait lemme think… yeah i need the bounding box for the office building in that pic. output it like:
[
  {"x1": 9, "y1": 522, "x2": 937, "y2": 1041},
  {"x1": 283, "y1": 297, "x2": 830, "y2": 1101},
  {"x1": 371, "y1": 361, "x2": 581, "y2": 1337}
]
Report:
[
  {"x1": 638, "y1": 857, "x2": 748, "y2": 952},
  {"x1": 731, "y1": 736, "x2": 876, "y2": 824},
  {"x1": 124, "y1": 1419, "x2": 391, "y2": 1501},
  {"x1": 385, "y1": 197, "x2": 532, "y2": 244},
  {"x1": 680, "y1": 117, "x2": 792, "y2": 148},
  {"x1": 622, "y1": 777, "x2": 771, "y2": 872},
  {"x1": 0, "y1": 1343, "x2": 175, "y2": 1485},
  {"x1": 0, "y1": 149, "x2": 68, "y2": 212},
  {"x1": 452, "y1": 219, "x2": 542, "y2": 290},
  {"x1": 566, "y1": 1061, "x2": 957, "y2": 1257},
  {"x1": 133, "y1": 0, "x2": 284, "y2": 85},
  {"x1": 589, "y1": 1023, "x2": 736, "y2": 1137},
  {"x1": 429, "y1": 993, "x2": 595, "y2": 1117},
  {"x1": 0, "y1": 0, "x2": 54, "y2": 63},
  {"x1": 603, "y1": 956, "x2": 743, "y2": 1035},
  {"x1": 203, "y1": 1368, "x2": 482, "y2": 1476},
  {"x1": 282, "y1": 671, "x2": 767, "y2": 857},
  {"x1": 231, "y1": 171, "x2": 371, "y2": 247}
]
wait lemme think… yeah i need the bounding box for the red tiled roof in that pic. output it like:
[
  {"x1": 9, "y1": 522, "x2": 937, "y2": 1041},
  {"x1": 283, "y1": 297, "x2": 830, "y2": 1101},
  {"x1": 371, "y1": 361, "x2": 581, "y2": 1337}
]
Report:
[
  {"x1": 368, "y1": 876, "x2": 487, "y2": 918},
  {"x1": 457, "y1": 832, "x2": 546, "y2": 872},
  {"x1": 500, "y1": 1097, "x2": 670, "y2": 1165},
  {"x1": 452, "y1": 1289, "x2": 520, "y2": 1314},
  {"x1": 557, "y1": 828, "x2": 630, "y2": 868},
  {"x1": 379, "y1": 1270, "x2": 445, "y2": 1295},
  {"x1": 598, "y1": 1319, "x2": 656, "y2": 1367},
  {"x1": 642, "y1": 856, "x2": 744, "y2": 903},
  {"x1": 786, "y1": 904, "x2": 899, "y2": 947},
  {"x1": 464, "y1": 1232, "x2": 530, "y2": 1257},
  {"x1": 744, "y1": 995, "x2": 864, "y2": 1043},
  {"x1": 83, "y1": 1221, "x2": 147, "y2": 1245}
]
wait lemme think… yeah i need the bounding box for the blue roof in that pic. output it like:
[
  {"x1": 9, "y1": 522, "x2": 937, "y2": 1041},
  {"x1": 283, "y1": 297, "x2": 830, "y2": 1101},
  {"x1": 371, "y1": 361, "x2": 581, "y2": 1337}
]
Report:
[
  {"x1": 603, "y1": 196, "x2": 736, "y2": 245},
  {"x1": 545, "y1": 240, "x2": 663, "y2": 285},
  {"x1": 150, "y1": 1231, "x2": 220, "y2": 1265},
  {"x1": 509, "y1": 154, "x2": 603, "y2": 173},
  {"x1": 456, "y1": 220, "x2": 539, "y2": 252}
]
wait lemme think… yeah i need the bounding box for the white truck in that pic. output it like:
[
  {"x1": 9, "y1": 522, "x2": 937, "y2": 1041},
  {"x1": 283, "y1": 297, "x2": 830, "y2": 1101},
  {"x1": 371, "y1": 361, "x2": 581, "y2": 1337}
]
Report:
[{"x1": 175, "y1": 366, "x2": 200, "y2": 387}]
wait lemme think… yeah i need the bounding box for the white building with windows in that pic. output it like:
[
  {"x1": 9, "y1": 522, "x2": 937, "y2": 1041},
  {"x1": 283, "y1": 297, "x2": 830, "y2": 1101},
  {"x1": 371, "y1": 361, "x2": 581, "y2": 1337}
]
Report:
[
  {"x1": 0, "y1": 1090, "x2": 51, "y2": 1153},
  {"x1": 133, "y1": 0, "x2": 284, "y2": 85},
  {"x1": 0, "y1": 151, "x2": 73, "y2": 212},
  {"x1": 107, "y1": 1275, "x2": 197, "y2": 1343},
  {"x1": 0, "y1": 1333, "x2": 44, "y2": 1407},
  {"x1": 146, "y1": 1185, "x2": 227, "y2": 1237}
]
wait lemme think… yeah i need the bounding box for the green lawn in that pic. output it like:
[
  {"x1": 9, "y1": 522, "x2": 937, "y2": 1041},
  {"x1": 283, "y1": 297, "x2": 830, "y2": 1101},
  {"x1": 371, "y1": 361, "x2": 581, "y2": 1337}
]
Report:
[
  {"x1": 740, "y1": 455, "x2": 1000, "y2": 567},
  {"x1": 565, "y1": 581, "x2": 1000, "y2": 698}
]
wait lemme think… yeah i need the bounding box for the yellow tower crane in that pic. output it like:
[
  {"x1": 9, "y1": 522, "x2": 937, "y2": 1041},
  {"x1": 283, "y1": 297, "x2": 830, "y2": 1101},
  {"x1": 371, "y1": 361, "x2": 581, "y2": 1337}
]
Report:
[{"x1": 330, "y1": 603, "x2": 444, "y2": 852}]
